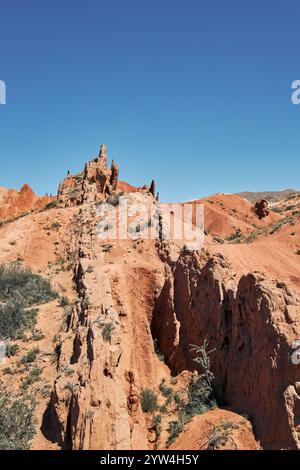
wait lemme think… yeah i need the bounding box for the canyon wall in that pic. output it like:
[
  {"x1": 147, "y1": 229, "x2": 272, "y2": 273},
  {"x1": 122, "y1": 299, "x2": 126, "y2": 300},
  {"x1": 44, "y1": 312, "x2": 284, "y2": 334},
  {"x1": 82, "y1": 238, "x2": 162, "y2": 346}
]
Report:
[{"x1": 152, "y1": 250, "x2": 300, "y2": 449}]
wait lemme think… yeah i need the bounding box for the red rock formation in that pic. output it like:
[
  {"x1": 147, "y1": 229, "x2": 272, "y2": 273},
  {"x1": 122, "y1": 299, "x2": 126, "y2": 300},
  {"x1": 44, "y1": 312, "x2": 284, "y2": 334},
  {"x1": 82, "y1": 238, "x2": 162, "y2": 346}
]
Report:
[
  {"x1": 152, "y1": 250, "x2": 300, "y2": 449},
  {"x1": 0, "y1": 184, "x2": 54, "y2": 222},
  {"x1": 57, "y1": 145, "x2": 155, "y2": 207},
  {"x1": 254, "y1": 199, "x2": 270, "y2": 219}
]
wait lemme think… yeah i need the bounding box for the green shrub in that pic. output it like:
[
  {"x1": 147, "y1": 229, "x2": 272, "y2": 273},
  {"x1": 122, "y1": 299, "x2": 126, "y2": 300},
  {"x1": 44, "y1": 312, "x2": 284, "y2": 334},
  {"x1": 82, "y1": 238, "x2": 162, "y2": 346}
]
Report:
[
  {"x1": 0, "y1": 300, "x2": 38, "y2": 340},
  {"x1": 5, "y1": 343, "x2": 19, "y2": 357},
  {"x1": 58, "y1": 296, "x2": 70, "y2": 307},
  {"x1": 21, "y1": 368, "x2": 42, "y2": 389},
  {"x1": 207, "y1": 420, "x2": 239, "y2": 450},
  {"x1": 140, "y1": 388, "x2": 157, "y2": 413},
  {"x1": 0, "y1": 385, "x2": 36, "y2": 449},
  {"x1": 20, "y1": 348, "x2": 39, "y2": 364},
  {"x1": 102, "y1": 322, "x2": 114, "y2": 342},
  {"x1": 44, "y1": 200, "x2": 58, "y2": 211},
  {"x1": 187, "y1": 342, "x2": 217, "y2": 416},
  {"x1": 166, "y1": 420, "x2": 184, "y2": 446},
  {"x1": 166, "y1": 341, "x2": 217, "y2": 447},
  {"x1": 159, "y1": 378, "x2": 173, "y2": 401},
  {"x1": 0, "y1": 263, "x2": 57, "y2": 307},
  {"x1": 0, "y1": 263, "x2": 57, "y2": 340},
  {"x1": 152, "y1": 414, "x2": 162, "y2": 442}
]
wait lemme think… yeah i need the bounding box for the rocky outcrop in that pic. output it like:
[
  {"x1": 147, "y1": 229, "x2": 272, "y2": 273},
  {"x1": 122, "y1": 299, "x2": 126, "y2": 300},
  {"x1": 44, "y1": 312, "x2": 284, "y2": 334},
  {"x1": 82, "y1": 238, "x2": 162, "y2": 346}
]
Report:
[
  {"x1": 170, "y1": 409, "x2": 259, "y2": 450},
  {"x1": 57, "y1": 145, "x2": 157, "y2": 208},
  {"x1": 254, "y1": 199, "x2": 270, "y2": 219},
  {"x1": 0, "y1": 184, "x2": 54, "y2": 222},
  {"x1": 152, "y1": 250, "x2": 300, "y2": 449},
  {"x1": 57, "y1": 145, "x2": 119, "y2": 207}
]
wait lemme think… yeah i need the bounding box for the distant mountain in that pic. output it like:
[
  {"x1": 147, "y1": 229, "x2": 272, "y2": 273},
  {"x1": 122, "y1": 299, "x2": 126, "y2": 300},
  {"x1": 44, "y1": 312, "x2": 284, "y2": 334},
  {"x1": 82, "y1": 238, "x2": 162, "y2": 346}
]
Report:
[{"x1": 237, "y1": 189, "x2": 300, "y2": 204}]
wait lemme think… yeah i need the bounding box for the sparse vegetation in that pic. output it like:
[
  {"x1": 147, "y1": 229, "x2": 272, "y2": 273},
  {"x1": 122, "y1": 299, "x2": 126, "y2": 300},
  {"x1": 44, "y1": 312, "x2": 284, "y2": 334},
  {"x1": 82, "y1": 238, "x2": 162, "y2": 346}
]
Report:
[
  {"x1": 101, "y1": 321, "x2": 114, "y2": 342},
  {"x1": 20, "y1": 348, "x2": 39, "y2": 364},
  {"x1": 205, "y1": 420, "x2": 239, "y2": 450},
  {"x1": 159, "y1": 378, "x2": 173, "y2": 402},
  {"x1": 44, "y1": 200, "x2": 58, "y2": 211},
  {"x1": 152, "y1": 414, "x2": 162, "y2": 445},
  {"x1": 5, "y1": 343, "x2": 19, "y2": 357},
  {"x1": 58, "y1": 296, "x2": 70, "y2": 307},
  {"x1": 166, "y1": 420, "x2": 184, "y2": 446},
  {"x1": 225, "y1": 229, "x2": 242, "y2": 243},
  {"x1": 21, "y1": 368, "x2": 43, "y2": 389},
  {"x1": 0, "y1": 263, "x2": 57, "y2": 340},
  {"x1": 166, "y1": 341, "x2": 217, "y2": 447},
  {"x1": 0, "y1": 383, "x2": 36, "y2": 449}
]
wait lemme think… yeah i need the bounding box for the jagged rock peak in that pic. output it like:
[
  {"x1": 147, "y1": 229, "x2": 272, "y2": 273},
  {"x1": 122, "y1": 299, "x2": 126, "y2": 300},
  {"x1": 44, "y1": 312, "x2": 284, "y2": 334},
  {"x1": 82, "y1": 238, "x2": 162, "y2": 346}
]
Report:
[{"x1": 98, "y1": 144, "x2": 107, "y2": 164}]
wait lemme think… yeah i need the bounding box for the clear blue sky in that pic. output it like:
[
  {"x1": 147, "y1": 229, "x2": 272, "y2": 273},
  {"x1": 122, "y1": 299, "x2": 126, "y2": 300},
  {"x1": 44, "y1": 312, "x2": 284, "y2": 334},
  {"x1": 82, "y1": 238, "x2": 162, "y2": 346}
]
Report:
[{"x1": 0, "y1": 0, "x2": 299, "y2": 201}]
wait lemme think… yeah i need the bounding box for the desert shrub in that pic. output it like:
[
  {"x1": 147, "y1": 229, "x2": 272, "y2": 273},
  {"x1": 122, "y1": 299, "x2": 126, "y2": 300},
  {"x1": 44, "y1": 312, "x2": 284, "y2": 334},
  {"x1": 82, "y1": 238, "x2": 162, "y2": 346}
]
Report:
[
  {"x1": 5, "y1": 343, "x2": 19, "y2": 357},
  {"x1": 0, "y1": 263, "x2": 57, "y2": 340},
  {"x1": 21, "y1": 368, "x2": 42, "y2": 389},
  {"x1": 44, "y1": 200, "x2": 58, "y2": 211},
  {"x1": 187, "y1": 342, "x2": 217, "y2": 415},
  {"x1": 20, "y1": 348, "x2": 39, "y2": 364},
  {"x1": 206, "y1": 420, "x2": 239, "y2": 450},
  {"x1": 140, "y1": 389, "x2": 157, "y2": 413},
  {"x1": 166, "y1": 420, "x2": 184, "y2": 446},
  {"x1": 0, "y1": 300, "x2": 38, "y2": 340},
  {"x1": 102, "y1": 322, "x2": 114, "y2": 342},
  {"x1": 58, "y1": 296, "x2": 70, "y2": 307},
  {"x1": 152, "y1": 414, "x2": 162, "y2": 442},
  {"x1": 31, "y1": 329, "x2": 45, "y2": 341},
  {"x1": 159, "y1": 378, "x2": 173, "y2": 401},
  {"x1": 0, "y1": 385, "x2": 36, "y2": 449},
  {"x1": 0, "y1": 263, "x2": 57, "y2": 307},
  {"x1": 166, "y1": 341, "x2": 217, "y2": 447},
  {"x1": 225, "y1": 229, "x2": 242, "y2": 243}
]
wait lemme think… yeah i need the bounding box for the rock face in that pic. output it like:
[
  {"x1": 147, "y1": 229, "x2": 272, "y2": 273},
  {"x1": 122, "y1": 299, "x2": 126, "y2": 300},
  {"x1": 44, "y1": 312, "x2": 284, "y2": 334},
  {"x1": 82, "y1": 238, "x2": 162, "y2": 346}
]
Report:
[
  {"x1": 152, "y1": 250, "x2": 300, "y2": 449},
  {"x1": 254, "y1": 199, "x2": 270, "y2": 219}
]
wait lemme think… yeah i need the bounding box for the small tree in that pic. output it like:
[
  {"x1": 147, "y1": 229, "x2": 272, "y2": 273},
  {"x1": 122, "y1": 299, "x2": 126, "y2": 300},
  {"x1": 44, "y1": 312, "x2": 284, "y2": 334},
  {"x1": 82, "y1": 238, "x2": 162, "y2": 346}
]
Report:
[{"x1": 188, "y1": 341, "x2": 217, "y2": 415}]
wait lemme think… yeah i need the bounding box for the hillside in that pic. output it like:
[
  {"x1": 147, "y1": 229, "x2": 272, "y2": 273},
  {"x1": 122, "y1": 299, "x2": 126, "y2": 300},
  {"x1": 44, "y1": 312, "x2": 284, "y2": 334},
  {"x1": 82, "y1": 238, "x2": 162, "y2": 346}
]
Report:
[
  {"x1": 0, "y1": 145, "x2": 300, "y2": 450},
  {"x1": 238, "y1": 189, "x2": 300, "y2": 204}
]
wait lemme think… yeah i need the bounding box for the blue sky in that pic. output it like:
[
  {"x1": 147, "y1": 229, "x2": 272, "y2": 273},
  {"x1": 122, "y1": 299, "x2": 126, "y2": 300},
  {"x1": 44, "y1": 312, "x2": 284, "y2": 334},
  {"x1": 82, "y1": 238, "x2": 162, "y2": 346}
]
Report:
[{"x1": 0, "y1": 0, "x2": 299, "y2": 201}]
